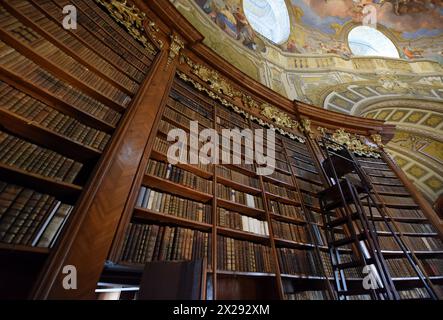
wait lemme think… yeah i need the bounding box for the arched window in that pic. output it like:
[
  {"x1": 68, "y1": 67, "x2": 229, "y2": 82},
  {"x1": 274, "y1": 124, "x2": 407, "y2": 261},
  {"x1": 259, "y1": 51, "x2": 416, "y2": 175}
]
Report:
[
  {"x1": 243, "y1": 0, "x2": 290, "y2": 44},
  {"x1": 348, "y1": 26, "x2": 399, "y2": 58}
]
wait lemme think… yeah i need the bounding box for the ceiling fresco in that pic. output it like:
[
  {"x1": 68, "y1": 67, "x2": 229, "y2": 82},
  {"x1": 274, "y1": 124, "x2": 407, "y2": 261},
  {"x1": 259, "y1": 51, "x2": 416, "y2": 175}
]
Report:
[{"x1": 195, "y1": 0, "x2": 443, "y2": 62}]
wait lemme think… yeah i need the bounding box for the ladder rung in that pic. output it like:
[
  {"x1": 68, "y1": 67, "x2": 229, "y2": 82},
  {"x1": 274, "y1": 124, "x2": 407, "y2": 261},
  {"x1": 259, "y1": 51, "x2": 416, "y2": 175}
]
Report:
[{"x1": 338, "y1": 287, "x2": 386, "y2": 297}]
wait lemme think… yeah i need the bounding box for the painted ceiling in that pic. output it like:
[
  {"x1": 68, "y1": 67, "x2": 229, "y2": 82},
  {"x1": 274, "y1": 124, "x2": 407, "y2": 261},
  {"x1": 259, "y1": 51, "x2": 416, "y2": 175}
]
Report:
[
  {"x1": 195, "y1": 0, "x2": 443, "y2": 62},
  {"x1": 173, "y1": 0, "x2": 443, "y2": 204}
]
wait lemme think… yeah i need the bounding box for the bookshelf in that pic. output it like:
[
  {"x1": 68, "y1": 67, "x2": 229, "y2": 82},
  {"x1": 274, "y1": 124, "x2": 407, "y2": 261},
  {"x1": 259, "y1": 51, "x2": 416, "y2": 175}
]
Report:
[{"x1": 0, "y1": 0, "x2": 158, "y2": 298}]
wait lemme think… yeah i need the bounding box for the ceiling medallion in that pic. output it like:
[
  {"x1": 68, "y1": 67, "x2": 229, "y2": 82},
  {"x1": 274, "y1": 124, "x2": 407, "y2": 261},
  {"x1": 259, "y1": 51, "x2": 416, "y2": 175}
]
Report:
[{"x1": 94, "y1": 0, "x2": 159, "y2": 53}]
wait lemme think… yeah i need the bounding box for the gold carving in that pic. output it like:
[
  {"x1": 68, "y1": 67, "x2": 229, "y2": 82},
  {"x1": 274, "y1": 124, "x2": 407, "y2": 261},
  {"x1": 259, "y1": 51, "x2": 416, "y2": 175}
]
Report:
[
  {"x1": 182, "y1": 54, "x2": 238, "y2": 98},
  {"x1": 299, "y1": 119, "x2": 313, "y2": 137},
  {"x1": 94, "y1": 0, "x2": 159, "y2": 54},
  {"x1": 370, "y1": 134, "x2": 384, "y2": 148},
  {"x1": 176, "y1": 71, "x2": 305, "y2": 143},
  {"x1": 242, "y1": 94, "x2": 260, "y2": 110},
  {"x1": 260, "y1": 104, "x2": 299, "y2": 130},
  {"x1": 167, "y1": 34, "x2": 184, "y2": 68}
]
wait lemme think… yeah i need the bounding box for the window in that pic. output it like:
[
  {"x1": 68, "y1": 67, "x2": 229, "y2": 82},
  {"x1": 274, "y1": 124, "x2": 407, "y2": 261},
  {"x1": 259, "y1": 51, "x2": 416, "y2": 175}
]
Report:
[
  {"x1": 243, "y1": 0, "x2": 290, "y2": 44},
  {"x1": 348, "y1": 26, "x2": 399, "y2": 58}
]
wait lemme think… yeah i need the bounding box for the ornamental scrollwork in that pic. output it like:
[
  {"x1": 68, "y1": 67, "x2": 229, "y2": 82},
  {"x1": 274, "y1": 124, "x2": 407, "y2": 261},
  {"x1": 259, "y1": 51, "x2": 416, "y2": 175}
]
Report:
[
  {"x1": 299, "y1": 119, "x2": 313, "y2": 137},
  {"x1": 260, "y1": 104, "x2": 299, "y2": 130},
  {"x1": 94, "y1": 0, "x2": 160, "y2": 54},
  {"x1": 181, "y1": 54, "x2": 239, "y2": 98},
  {"x1": 176, "y1": 71, "x2": 305, "y2": 143},
  {"x1": 370, "y1": 134, "x2": 384, "y2": 148},
  {"x1": 319, "y1": 128, "x2": 381, "y2": 158},
  {"x1": 167, "y1": 34, "x2": 184, "y2": 67}
]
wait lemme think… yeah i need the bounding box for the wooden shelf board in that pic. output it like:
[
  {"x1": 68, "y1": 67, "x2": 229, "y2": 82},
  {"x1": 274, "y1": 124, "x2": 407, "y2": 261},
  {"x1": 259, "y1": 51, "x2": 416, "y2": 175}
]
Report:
[
  {"x1": 216, "y1": 198, "x2": 266, "y2": 218},
  {"x1": 274, "y1": 238, "x2": 315, "y2": 250},
  {"x1": 270, "y1": 213, "x2": 306, "y2": 225},
  {"x1": 133, "y1": 208, "x2": 212, "y2": 232},
  {"x1": 216, "y1": 226, "x2": 269, "y2": 244},
  {"x1": 216, "y1": 270, "x2": 276, "y2": 278},
  {"x1": 0, "y1": 67, "x2": 116, "y2": 133},
  {"x1": 262, "y1": 175, "x2": 296, "y2": 190},
  {"x1": 0, "y1": 107, "x2": 101, "y2": 162},
  {"x1": 265, "y1": 192, "x2": 300, "y2": 206},
  {"x1": 150, "y1": 150, "x2": 213, "y2": 179},
  {"x1": 216, "y1": 176, "x2": 261, "y2": 195},
  {"x1": 0, "y1": 243, "x2": 50, "y2": 255}
]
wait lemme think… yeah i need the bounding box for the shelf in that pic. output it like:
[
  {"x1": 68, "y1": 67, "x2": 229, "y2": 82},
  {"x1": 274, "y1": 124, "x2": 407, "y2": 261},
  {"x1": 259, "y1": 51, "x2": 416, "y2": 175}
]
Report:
[
  {"x1": 223, "y1": 163, "x2": 257, "y2": 178},
  {"x1": 216, "y1": 270, "x2": 276, "y2": 278},
  {"x1": 0, "y1": 243, "x2": 50, "y2": 255},
  {"x1": 142, "y1": 174, "x2": 212, "y2": 203},
  {"x1": 0, "y1": 66, "x2": 116, "y2": 133},
  {"x1": 0, "y1": 28, "x2": 127, "y2": 113},
  {"x1": 265, "y1": 192, "x2": 300, "y2": 206},
  {"x1": 217, "y1": 226, "x2": 269, "y2": 244},
  {"x1": 133, "y1": 208, "x2": 212, "y2": 232},
  {"x1": 377, "y1": 231, "x2": 438, "y2": 238},
  {"x1": 0, "y1": 107, "x2": 102, "y2": 162},
  {"x1": 217, "y1": 198, "x2": 266, "y2": 218},
  {"x1": 150, "y1": 150, "x2": 213, "y2": 179},
  {"x1": 274, "y1": 238, "x2": 315, "y2": 250},
  {"x1": 392, "y1": 276, "x2": 443, "y2": 285},
  {"x1": 216, "y1": 176, "x2": 261, "y2": 195},
  {"x1": 382, "y1": 250, "x2": 443, "y2": 258},
  {"x1": 269, "y1": 213, "x2": 306, "y2": 225},
  {"x1": 262, "y1": 175, "x2": 296, "y2": 191},
  {"x1": 280, "y1": 274, "x2": 326, "y2": 281},
  {"x1": 0, "y1": 163, "x2": 83, "y2": 204},
  {"x1": 4, "y1": 4, "x2": 133, "y2": 96}
]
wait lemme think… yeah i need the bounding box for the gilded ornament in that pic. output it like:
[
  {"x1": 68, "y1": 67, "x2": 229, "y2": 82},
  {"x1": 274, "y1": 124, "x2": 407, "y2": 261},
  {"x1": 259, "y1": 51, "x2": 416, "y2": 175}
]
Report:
[
  {"x1": 167, "y1": 34, "x2": 184, "y2": 67},
  {"x1": 94, "y1": 0, "x2": 160, "y2": 54}
]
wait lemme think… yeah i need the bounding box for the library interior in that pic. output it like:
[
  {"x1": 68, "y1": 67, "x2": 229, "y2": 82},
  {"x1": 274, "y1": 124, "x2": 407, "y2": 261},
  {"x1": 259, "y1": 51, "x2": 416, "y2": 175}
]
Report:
[{"x1": 0, "y1": 0, "x2": 442, "y2": 301}]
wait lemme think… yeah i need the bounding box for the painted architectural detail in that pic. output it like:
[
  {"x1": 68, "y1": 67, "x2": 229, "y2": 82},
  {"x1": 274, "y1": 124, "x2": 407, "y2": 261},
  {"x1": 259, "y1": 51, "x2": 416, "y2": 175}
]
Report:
[{"x1": 94, "y1": 0, "x2": 160, "y2": 54}]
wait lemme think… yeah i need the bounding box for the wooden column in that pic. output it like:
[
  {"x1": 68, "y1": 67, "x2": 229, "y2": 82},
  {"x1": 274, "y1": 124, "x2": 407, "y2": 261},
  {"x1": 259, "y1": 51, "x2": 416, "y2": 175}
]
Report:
[{"x1": 31, "y1": 46, "x2": 178, "y2": 299}]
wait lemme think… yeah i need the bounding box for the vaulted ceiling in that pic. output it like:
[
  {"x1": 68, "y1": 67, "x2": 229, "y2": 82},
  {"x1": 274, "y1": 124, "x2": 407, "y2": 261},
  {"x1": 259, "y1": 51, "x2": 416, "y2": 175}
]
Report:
[{"x1": 171, "y1": 0, "x2": 443, "y2": 204}]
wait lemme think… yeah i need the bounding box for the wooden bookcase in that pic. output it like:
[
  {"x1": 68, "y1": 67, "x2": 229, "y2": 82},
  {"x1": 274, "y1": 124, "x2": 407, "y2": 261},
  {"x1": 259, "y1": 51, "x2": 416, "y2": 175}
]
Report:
[
  {"x1": 0, "y1": 0, "x2": 441, "y2": 300},
  {"x1": 0, "y1": 0, "x2": 159, "y2": 298}
]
